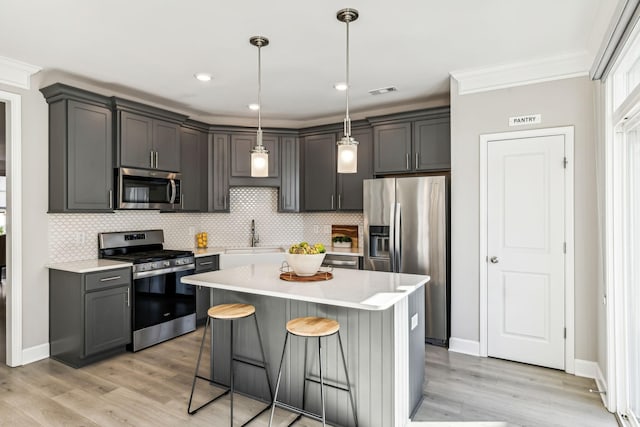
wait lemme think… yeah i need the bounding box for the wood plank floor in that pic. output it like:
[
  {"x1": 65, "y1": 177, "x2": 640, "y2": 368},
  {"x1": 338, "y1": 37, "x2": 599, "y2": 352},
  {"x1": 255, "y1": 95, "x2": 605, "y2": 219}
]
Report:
[
  {"x1": 414, "y1": 345, "x2": 618, "y2": 427},
  {"x1": 0, "y1": 329, "x2": 617, "y2": 426}
]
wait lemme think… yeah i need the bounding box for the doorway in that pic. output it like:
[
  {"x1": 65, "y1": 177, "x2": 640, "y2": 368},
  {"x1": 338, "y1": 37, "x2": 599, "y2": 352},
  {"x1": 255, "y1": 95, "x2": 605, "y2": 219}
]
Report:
[{"x1": 479, "y1": 126, "x2": 575, "y2": 372}]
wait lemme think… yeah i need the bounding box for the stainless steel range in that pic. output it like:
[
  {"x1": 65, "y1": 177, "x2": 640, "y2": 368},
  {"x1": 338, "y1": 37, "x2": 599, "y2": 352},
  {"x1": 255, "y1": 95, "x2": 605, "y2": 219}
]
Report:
[{"x1": 99, "y1": 229, "x2": 196, "y2": 351}]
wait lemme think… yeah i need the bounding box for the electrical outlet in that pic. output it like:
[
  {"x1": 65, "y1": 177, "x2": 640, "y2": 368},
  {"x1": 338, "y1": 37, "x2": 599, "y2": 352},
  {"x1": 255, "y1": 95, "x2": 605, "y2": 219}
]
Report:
[
  {"x1": 323, "y1": 225, "x2": 330, "y2": 233},
  {"x1": 75, "y1": 231, "x2": 85, "y2": 245},
  {"x1": 314, "y1": 225, "x2": 319, "y2": 234},
  {"x1": 188, "y1": 226, "x2": 195, "y2": 236}
]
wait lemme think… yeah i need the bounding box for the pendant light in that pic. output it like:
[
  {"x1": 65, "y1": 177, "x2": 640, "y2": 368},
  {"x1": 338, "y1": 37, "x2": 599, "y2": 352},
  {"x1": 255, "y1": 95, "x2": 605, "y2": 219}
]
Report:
[
  {"x1": 250, "y1": 36, "x2": 269, "y2": 177},
  {"x1": 336, "y1": 8, "x2": 359, "y2": 174}
]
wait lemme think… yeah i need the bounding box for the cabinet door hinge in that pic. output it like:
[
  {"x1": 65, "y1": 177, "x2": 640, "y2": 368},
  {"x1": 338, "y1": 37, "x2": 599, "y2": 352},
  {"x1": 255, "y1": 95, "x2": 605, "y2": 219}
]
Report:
[
  {"x1": 564, "y1": 327, "x2": 567, "y2": 339},
  {"x1": 563, "y1": 157, "x2": 568, "y2": 168},
  {"x1": 563, "y1": 242, "x2": 567, "y2": 253}
]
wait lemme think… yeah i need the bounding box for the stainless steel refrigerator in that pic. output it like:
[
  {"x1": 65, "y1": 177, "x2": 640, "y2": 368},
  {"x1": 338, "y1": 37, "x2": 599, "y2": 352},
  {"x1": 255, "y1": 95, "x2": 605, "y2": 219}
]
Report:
[{"x1": 363, "y1": 176, "x2": 449, "y2": 346}]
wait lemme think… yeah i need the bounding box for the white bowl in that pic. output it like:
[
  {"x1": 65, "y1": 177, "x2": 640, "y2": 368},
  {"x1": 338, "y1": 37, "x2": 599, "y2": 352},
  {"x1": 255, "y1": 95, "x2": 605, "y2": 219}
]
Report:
[{"x1": 285, "y1": 253, "x2": 326, "y2": 276}]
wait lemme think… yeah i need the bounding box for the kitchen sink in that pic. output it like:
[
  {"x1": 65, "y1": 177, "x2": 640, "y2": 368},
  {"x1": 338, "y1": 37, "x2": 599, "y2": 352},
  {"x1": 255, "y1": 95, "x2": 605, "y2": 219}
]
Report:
[{"x1": 224, "y1": 246, "x2": 285, "y2": 254}]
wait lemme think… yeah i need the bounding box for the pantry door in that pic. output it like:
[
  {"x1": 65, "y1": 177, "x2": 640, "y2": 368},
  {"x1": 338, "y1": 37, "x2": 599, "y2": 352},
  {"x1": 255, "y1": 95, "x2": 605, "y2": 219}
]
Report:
[{"x1": 482, "y1": 128, "x2": 571, "y2": 370}]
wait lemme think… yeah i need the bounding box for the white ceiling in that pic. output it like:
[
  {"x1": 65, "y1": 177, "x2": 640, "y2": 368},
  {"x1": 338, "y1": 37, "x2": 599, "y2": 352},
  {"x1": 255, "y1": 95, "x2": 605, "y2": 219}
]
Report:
[{"x1": 0, "y1": 0, "x2": 618, "y2": 127}]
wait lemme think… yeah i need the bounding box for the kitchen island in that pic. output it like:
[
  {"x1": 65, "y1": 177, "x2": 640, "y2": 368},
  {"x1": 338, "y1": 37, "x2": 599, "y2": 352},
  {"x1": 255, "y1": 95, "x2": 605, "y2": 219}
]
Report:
[{"x1": 182, "y1": 263, "x2": 428, "y2": 427}]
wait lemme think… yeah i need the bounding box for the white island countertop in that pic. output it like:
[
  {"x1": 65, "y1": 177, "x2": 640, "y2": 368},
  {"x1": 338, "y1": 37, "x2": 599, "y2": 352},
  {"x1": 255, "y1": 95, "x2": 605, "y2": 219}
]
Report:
[{"x1": 182, "y1": 263, "x2": 428, "y2": 311}]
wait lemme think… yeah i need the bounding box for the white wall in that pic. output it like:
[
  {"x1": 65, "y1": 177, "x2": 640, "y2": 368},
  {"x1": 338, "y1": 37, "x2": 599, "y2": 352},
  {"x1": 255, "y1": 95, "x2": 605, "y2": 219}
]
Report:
[{"x1": 450, "y1": 76, "x2": 599, "y2": 361}]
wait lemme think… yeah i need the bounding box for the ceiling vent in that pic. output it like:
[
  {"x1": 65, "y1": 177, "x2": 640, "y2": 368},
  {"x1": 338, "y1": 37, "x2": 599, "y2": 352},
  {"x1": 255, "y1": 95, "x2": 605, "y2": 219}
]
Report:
[{"x1": 368, "y1": 86, "x2": 397, "y2": 95}]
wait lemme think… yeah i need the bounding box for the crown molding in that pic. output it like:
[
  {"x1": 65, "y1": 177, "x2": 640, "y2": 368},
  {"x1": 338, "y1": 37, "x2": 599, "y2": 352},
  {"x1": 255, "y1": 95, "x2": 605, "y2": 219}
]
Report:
[
  {"x1": 0, "y1": 56, "x2": 41, "y2": 89},
  {"x1": 450, "y1": 52, "x2": 591, "y2": 95}
]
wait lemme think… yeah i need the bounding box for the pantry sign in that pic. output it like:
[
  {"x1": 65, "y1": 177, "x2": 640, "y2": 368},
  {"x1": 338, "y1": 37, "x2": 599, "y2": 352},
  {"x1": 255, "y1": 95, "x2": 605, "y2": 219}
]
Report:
[{"x1": 509, "y1": 114, "x2": 541, "y2": 126}]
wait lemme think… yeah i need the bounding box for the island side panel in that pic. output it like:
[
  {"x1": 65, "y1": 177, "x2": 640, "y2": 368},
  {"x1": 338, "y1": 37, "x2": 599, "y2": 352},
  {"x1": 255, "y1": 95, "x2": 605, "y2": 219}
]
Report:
[
  {"x1": 210, "y1": 289, "x2": 396, "y2": 427},
  {"x1": 409, "y1": 285, "x2": 426, "y2": 416}
]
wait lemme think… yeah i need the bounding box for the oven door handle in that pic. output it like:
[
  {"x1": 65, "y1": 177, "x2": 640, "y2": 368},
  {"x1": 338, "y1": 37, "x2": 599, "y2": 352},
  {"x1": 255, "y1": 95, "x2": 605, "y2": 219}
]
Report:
[{"x1": 133, "y1": 264, "x2": 195, "y2": 280}]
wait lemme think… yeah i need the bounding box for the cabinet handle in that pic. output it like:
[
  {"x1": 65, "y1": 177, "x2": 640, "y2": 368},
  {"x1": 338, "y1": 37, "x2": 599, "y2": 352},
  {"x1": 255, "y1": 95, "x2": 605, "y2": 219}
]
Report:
[
  {"x1": 108, "y1": 190, "x2": 113, "y2": 209},
  {"x1": 100, "y1": 275, "x2": 121, "y2": 282},
  {"x1": 126, "y1": 288, "x2": 130, "y2": 307},
  {"x1": 415, "y1": 152, "x2": 419, "y2": 169},
  {"x1": 406, "y1": 153, "x2": 410, "y2": 170},
  {"x1": 331, "y1": 195, "x2": 334, "y2": 209},
  {"x1": 199, "y1": 261, "x2": 213, "y2": 266},
  {"x1": 338, "y1": 194, "x2": 342, "y2": 209},
  {"x1": 150, "y1": 151, "x2": 154, "y2": 168},
  {"x1": 181, "y1": 193, "x2": 184, "y2": 209},
  {"x1": 154, "y1": 151, "x2": 159, "y2": 169}
]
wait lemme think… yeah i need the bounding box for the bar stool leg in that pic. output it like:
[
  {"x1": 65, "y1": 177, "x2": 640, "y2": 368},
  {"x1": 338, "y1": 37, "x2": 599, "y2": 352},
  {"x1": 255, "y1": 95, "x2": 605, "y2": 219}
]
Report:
[
  {"x1": 188, "y1": 316, "x2": 211, "y2": 414},
  {"x1": 229, "y1": 320, "x2": 234, "y2": 427},
  {"x1": 338, "y1": 331, "x2": 358, "y2": 427},
  {"x1": 269, "y1": 332, "x2": 290, "y2": 426},
  {"x1": 253, "y1": 313, "x2": 274, "y2": 401},
  {"x1": 318, "y1": 337, "x2": 326, "y2": 426}
]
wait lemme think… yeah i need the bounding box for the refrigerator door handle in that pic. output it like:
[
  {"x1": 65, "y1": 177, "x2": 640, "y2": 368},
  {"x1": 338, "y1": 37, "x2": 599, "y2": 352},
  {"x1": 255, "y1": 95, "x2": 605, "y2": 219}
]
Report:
[
  {"x1": 395, "y1": 203, "x2": 401, "y2": 272},
  {"x1": 389, "y1": 202, "x2": 396, "y2": 272}
]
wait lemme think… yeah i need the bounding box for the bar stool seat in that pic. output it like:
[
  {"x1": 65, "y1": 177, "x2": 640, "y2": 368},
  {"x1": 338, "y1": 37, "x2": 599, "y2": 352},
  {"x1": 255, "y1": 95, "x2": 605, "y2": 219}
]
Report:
[
  {"x1": 188, "y1": 303, "x2": 273, "y2": 427},
  {"x1": 269, "y1": 316, "x2": 358, "y2": 426},
  {"x1": 286, "y1": 316, "x2": 340, "y2": 337}
]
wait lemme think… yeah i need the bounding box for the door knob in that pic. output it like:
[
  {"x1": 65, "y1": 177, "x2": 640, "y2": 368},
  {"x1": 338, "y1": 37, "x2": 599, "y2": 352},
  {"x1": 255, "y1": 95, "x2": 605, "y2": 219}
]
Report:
[{"x1": 490, "y1": 256, "x2": 499, "y2": 264}]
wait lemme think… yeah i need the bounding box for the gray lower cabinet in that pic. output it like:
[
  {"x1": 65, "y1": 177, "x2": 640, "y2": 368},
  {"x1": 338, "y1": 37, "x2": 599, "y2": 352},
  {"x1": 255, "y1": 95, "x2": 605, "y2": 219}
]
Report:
[
  {"x1": 209, "y1": 134, "x2": 230, "y2": 212},
  {"x1": 279, "y1": 136, "x2": 300, "y2": 212},
  {"x1": 180, "y1": 125, "x2": 208, "y2": 211},
  {"x1": 193, "y1": 255, "x2": 219, "y2": 325},
  {"x1": 40, "y1": 84, "x2": 114, "y2": 212},
  {"x1": 49, "y1": 267, "x2": 132, "y2": 368}
]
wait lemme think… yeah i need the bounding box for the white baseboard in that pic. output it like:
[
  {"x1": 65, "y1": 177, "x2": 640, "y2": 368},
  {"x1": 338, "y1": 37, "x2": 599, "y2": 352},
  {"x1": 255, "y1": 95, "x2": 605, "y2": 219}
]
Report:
[
  {"x1": 22, "y1": 343, "x2": 49, "y2": 365},
  {"x1": 448, "y1": 338, "x2": 480, "y2": 356}
]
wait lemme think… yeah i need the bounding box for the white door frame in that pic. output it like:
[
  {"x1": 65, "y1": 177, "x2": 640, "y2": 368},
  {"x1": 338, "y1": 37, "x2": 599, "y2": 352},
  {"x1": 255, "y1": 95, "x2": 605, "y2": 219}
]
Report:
[
  {"x1": 479, "y1": 126, "x2": 575, "y2": 373},
  {"x1": 1, "y1": 90, "x2": 23, "y2": 367}
]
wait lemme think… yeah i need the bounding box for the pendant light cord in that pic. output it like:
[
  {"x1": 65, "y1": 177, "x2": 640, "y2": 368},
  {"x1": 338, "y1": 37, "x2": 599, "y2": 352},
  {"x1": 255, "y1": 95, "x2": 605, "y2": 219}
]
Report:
[
  {"x1": 344, "y1": 17, "x2": 351, "y2": 138},
  {"x1": 257, "y1": 42, "x2": 263, "y2": 145}
]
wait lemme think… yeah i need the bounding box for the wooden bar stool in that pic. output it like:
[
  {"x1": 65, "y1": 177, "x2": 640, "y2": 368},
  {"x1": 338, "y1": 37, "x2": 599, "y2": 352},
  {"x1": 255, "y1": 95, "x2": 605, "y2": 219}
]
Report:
[
  {"x1": 268, "y1": 316, "x2": 358, "y2": 427},
  {"x1": 188, "y1": 303, "x2": 273, "y2": 426}
]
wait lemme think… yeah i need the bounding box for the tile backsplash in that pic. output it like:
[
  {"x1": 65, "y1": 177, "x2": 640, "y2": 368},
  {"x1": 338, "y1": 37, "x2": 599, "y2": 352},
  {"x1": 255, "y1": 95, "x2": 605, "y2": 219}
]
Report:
[{"x1": 48, "y1": 187, "x2": 363, "y2": 263}]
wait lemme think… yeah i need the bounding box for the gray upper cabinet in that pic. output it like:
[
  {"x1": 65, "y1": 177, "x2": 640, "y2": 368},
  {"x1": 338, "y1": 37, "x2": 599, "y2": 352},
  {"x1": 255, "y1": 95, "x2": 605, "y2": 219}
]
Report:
[
  {"x1": 229, "y1": 132, "x2": 280, "y2": 187},
  {"x1": 209, "y1": 133, "x2": 230, "y2": 212},
  {"x1": 279, "y1": 136, "x2": 300, "y2": 212},
  {"x1": 113, "y1": 98, "x2": 187, "y2": 172},
  {"x1": 303, "y1": 133, "x2": 337, "y2": 211},
  {"x1": 414, "y1": 117, "x2": 451, "y2": 171},
  {"x1": 373, "y1": 122, "x2": 412, "y2": 174},
  {"x1": 40, "y1": 83, "x2": 114, "y2": 213},
  {"x1": 337, "y1": 127, "x2": 373, "y2": 211},
  {"x1": 180, "y1": 124, "x2": 208, "y2": 211},
  {"x1": 371, "y1": 107, "x2": 450, "y2": 174}
]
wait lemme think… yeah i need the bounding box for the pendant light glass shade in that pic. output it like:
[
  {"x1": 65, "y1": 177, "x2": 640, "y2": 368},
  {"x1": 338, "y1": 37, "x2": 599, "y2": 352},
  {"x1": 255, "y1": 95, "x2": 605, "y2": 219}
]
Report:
[
  {"x1": 250, "y1": 36, "x2": 269, "y2": 177},
  {"x1": 336, "y1": 8, "x2": 359, "y2": 174}
]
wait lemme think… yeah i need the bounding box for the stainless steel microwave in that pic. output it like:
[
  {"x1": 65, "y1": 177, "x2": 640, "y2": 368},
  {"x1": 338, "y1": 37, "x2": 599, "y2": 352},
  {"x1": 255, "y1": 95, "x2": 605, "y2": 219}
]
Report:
[{"x1": 117, "y1": 168, "x2": 181, "y2": 210}]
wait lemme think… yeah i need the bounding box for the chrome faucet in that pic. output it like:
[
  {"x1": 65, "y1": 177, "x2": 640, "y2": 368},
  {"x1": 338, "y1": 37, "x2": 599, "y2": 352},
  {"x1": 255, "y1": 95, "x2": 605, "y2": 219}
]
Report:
[{"x1": 250, "y1": 219, "x2": 259, "y2": 247}]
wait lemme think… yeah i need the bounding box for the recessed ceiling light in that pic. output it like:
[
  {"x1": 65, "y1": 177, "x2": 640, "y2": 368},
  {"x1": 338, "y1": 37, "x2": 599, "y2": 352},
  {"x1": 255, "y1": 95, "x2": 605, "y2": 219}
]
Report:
[
  {"x1": 334, "y1": 82, "x2": 348, "y2": 91},
  {"x1": 369, "y1": 86, "x2": 397, "y2": 95},
  {"x1": 194, "y1": 73, "x2": 212, "y2": 82},
  {"x1": 248, "y1": 103, "x2": 260, "y2": 111}
]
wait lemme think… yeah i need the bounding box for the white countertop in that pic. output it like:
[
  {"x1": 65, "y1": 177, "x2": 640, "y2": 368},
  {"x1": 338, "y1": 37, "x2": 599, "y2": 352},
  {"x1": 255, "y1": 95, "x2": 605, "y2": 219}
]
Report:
[
  {"x1": 325, "y1": 247, "x2": 364, "y2": 256},
  {"x1": 46, "y1": 259, "x2": 133, "y2": 273},
  {"x1": 182, "y1": 263, "x2": 428, "y2": 311}
]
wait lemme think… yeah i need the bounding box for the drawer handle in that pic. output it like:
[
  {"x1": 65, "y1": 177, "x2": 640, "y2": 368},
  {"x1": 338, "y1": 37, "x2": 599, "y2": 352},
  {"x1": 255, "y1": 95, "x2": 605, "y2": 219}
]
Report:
[
  {"x1": 100, "y1": 276, "x2": 121, "y2": 282},
  {"x1": 324, "y1": 260, "x2": 357, "y2": 266},
  {"x1": 199, "y1": 261, "x2": 213, "y2": 266}
]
